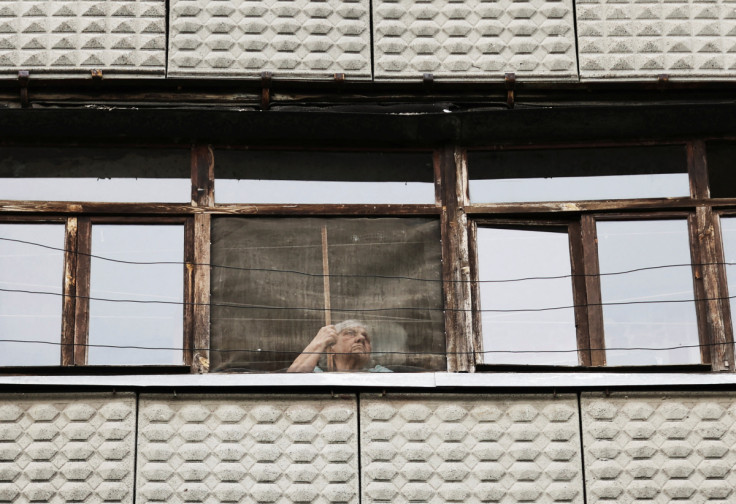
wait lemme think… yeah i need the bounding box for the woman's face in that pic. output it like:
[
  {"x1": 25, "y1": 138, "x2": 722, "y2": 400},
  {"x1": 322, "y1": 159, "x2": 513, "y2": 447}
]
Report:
[{"x1": 332, "y1": 326, "x2": 372, "y2": 367}]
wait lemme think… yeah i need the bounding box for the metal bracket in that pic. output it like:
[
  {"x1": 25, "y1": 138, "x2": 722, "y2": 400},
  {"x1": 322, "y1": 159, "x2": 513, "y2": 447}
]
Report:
[
  {"x1": 334, "y1": 73, "x2": 345, "y2": 83},
  {"x1": 91, "y1": 69, "x2": 103, "y2": 80},
  {"x1": 423, "y1": 73, "x2": 434, "y2": 86},
  {"x1": 657, "y1": 73, "x2": 669, "y2": 90},
  {"x1": 260, "y1": 71, "x2": 272, "y2": 111},
  {"x1": 505, "y1": 72, "x2": 516, "y2": 109},
  {"x1": 18, "y1": 70, "x2": 29, "y2": 108}
]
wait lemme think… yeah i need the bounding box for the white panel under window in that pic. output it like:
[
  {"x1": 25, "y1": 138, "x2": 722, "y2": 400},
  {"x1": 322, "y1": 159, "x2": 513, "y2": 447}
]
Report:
[
  {"x1": 477, "y1": 227, "x2": 578, "y2": 366},
  {"x1": 0, "y1": 224, "x2": 64, "y2": 366},
  {"x1": 88, "y1": 225, "x2": 183, "y2": 365},
  {"x1": 598, "y1": 220, "x2": 699, "y2": 366}
]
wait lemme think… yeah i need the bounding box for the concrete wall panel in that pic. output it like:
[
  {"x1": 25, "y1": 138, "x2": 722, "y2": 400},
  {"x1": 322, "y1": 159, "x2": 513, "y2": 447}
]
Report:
[
  {"x1": 578, "y1": 0, "x2": 736, "y2": 79},
  {"x1": 581, "y1": 392, "x2": 736, "y2": 503},
  {"x1": 373, "y1": 0, "x2": 578, "y2": 81},
  {"x1": 360, "y1": 393, "x2": 584, "y2": 504},
  {"x1": 168, "y1": 0, "x2": 371, "y2": 79},
  {"x1": 136, "y1": 394, "x2": 359, "y2": 504},
  {"x1": 0, "y1": 392, "x2": 136, "y2": 504},
  {"x1": 0, "y1": 0, "x2": 165, "y2": 78}
]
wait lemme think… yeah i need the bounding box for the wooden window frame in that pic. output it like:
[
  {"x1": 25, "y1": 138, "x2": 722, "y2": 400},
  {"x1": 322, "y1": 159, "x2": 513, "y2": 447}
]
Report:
[{"x1": 465, "y1": 140, "x2": 736, "y2": 371}]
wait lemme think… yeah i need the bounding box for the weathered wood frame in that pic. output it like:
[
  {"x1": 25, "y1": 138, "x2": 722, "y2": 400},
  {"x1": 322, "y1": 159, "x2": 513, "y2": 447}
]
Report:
[
  {"x1": 1, "y1": 139, "x2": 735, "y2": 372},
  {"x1": 467, "y1": 139, "x2": 736, "y2": 371}
]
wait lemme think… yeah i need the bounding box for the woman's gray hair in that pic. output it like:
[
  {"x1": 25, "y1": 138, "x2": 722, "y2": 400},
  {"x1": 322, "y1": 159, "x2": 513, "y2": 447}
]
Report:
[{"x1": 334, "y1": 319, "x2": 367, "y2": 334}]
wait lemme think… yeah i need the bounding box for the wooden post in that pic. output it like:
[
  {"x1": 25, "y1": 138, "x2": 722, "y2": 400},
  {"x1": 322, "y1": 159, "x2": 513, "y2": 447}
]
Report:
[
  {"x1": 439, "y1": 145, "x2": 474, "y2": 372},
  {"x1": 191, "y1": 145, "x2": 214, "y2": 372},
  {"x1": 61, "y1": 217, "x2": 78, "y2": 366},
  {"x1": 321, "y1": 225, "x2": 331, "y2": 326},
  {"x1": 73, "y1": 217, "x2": 91, "y2": 365}
]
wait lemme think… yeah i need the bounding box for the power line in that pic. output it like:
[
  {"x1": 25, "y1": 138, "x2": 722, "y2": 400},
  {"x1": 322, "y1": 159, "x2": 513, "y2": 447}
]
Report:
[
  {"x1": 1, "y1": 235, "x2": 732, "y2": 284},
  {"x1": 0, "y1": 337, "x2": 729, "y2": 356},
  {"x1": 3, "y1": 285, "x2": 736, "y2": 314}
]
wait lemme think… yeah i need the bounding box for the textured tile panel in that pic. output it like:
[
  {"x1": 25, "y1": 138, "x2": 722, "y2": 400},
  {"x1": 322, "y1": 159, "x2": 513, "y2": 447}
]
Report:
[
  {"x1": 360, "y1": 393, "x2": 583, "y2": 503},
  {"x1": 373, "y1": 0, "x2": 577, "y2": 81},
  {"x1": 581, "y1": 392, "x2": 736, "y2": 503},
  {"x1": 578, "y1": 0, "x2": 736, "y2": 79},
  {"x1": 168, "y1": 0, "x2": 371, "y2": 79},
  {"x1": 0, "y1": 0, "x2": 165, "y2": 78},
  {"x1": 136, "y1": 394, "x2": 358, "y2": 504},
  {"x1": 0, "y1": 393, "x2": 136, "y2": 504}
]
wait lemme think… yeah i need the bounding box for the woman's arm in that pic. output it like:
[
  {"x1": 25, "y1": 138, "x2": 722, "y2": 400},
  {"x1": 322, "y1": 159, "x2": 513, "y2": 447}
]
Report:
[{"x1": 287, "y1": 325, "x2": 338, "y2": 372}]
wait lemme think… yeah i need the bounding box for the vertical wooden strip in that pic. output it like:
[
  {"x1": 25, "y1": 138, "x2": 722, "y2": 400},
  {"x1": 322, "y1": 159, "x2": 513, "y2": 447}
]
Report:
[
  {"x1": 688, "y1": 212, "x2": 713, "y2": 365},
  {"x1": 192, "y1": 213, "x2": 211, "y2": 372},
  {"x1": 467, "y1": 222, "x2": 484, "y2": 365},
  {"x1": 61, "y1": 217, "x2": 78, "y2": 366},
  {"x1": 440, "y1": 146, "x2": 474, "y2": 372},
  {"x1": 321, "y1": 225, "x2": 331, "y2": 326},
  {"x1": 687, "y1": 140, "x2": 710, "y2": 199},
  {"x1": 191, "y1": 144, "x2": 214, "y2": 372},
  {"x1": 568, "y1": 220, "x2": 592, "y2": 367},
  {"x1": 581, "y1": 215, "x2": 606, "y2": 366},
  {"x1": 433, "y1": 149, "x2": 443, "y2": 206},
  {"x1": 711, "y1": 213, "x2": 734, "y2": 368},
  {"x1": 183, "y1": 218, "x2": 195, "y2": 367},
  {"x1": 693, "y1": 206, "x2": 732, "y2": 371},
  {"x1": 73, "y1": 217, "x2": 91, "y2": 365},
  {"x1": 192, "y1": 144, "x2": 215, "y2": 207}
]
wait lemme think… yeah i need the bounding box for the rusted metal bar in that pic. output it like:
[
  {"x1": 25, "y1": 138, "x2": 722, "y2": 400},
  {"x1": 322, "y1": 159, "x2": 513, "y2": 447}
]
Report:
[
  {"x1": 261, "y1": 71, "x2": 272, "y2": 111},
  {"x1": 505, "y1": 72, "x2": 516, "y2": 109},
  {"x1": 18, "y1": 71, "x2": 29, "y2": 108}
]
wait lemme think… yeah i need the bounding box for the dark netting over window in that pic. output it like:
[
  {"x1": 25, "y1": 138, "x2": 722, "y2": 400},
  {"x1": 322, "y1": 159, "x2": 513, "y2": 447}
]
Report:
[{"x1": 210, "y1": 217, "x2": 445, "y2": 372}]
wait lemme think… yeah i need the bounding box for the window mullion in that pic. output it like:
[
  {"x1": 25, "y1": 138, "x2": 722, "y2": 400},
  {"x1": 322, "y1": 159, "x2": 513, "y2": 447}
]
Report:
[
  {"x1": 191, "y1": 144, "x2": 213, "y2": 373},
  {"x1": 439, "y1": 145, "x2": 474, "y2": 372},
  {"x1": 568, "y1": 220, "x2": 592, "y2": 367},
  {"x1": 73, "y1": 217, "x2": 91, "y2": 365},
  {"x1": 692, "y1": 206, "x2": 733, "y2": 370},
  {"x1": 61, "y1": 217, "x2": 78, "y2": 366},
  {"x1": 581, "y1": 214, "x2": 606, "y2": 366}
]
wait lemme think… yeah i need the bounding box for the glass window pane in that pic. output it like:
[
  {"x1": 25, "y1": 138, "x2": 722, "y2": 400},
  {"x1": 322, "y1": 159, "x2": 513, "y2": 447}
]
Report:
[
  {"x1": 469, "y1": 146, "x2": 689, "y2": 203},
  {"x1": 0, "y1": 147, "x2": 191, "y2": 203},
  {"x1": 477, "y1": 227, "x2": 578, "y2": 366},
  {"x1": 210, "y1": 217, "x2": 445, "y2": 372},
  {"x1": 719, "y1": 217, "x2": 736, "y2": 339},
  {"x1": 215, "y1": 150, "x2": 435, "y2": 204},
  {"x1": 88, "y1": 225, "x2": 183, "y2": 365},
  {"x1": 597, "y1": 220, "x2": 699, "y2": 366},
  {"x1": 0, "y1": 224, "x2": 64, "y2": 366}
]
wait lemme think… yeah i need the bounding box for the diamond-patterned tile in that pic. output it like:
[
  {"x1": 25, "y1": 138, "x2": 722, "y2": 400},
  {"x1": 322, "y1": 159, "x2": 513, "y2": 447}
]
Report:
[
  {"x1": 361, "y1": 394, "x2": 583, "y2": 504},
  {"x1": 136, "y1": 394, "x2": 358, "y2": 504},
  {"x1": 373, "y1": 0, "x2": 577, "y2": 81},
  {"x1": 0, "y1": 0, "x2": 164, "y2": 77},
  {"x1": 168, "y1": 0, "x2": 371, "y2": 79},
  {"x1": 582, "y1": 392, "x2": 736, "y2": 503},
  {"x1": 0, "y1": 393, "x2": 135, "y2": 504}
]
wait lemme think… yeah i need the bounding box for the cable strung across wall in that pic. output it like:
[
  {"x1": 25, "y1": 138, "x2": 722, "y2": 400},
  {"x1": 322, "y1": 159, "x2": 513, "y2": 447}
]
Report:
[
  {"x1": 0, "y1": 235, "x2": 727, "y2": 284},
  {"x1": 0, "y1": 337, "x2": 729, "y2": 356},
  {"x1": 0, "y1": 286, "x2": 734, "y2": 314}
]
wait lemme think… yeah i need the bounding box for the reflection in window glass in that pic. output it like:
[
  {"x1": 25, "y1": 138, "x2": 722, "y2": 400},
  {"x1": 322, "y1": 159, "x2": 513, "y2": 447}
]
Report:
[
  {"x1": 88, "y1": 225, "x2": 183, "y2": 365},
  {"x1": 210, "y1": 217, "x2": 445, "y2": 372},
  {"x1": 0, "y1": 147, "x2": 191, "y2": 203},
  {"x1": 215, "y1": 150, "x2": 435, "y2": 204},
  {"x1": 469, "y1": 146, "x2": 689, "y2": 203},
  {"x1": 477, "y1": 227, "x2": 578, "y2": 366},
  {"x1": 598, "y1": 220, "x2": 699, "y2": 366},
  {"x1": 0, "y1": 224, "x2": 64, "y2": 366}
]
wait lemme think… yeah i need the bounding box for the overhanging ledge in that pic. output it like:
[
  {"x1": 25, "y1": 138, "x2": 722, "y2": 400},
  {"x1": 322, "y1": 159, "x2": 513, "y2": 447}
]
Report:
[{"x1": 2, "y1": 372, "x2": 736, "y2": 390}]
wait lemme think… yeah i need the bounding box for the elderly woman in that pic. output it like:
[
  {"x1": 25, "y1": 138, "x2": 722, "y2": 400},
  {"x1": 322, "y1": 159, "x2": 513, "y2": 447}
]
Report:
[{"x1": 287, "y1": 320, "x2": 391, "y2": 372}]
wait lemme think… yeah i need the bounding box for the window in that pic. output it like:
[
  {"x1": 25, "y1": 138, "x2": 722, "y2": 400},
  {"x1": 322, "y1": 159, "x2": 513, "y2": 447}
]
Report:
[
  {"x1": 0, "y1": 145, "x2": 192, "y2": 368},
  {"x1": 470, "y1": 142, "x2": 734, "y2": 370}
]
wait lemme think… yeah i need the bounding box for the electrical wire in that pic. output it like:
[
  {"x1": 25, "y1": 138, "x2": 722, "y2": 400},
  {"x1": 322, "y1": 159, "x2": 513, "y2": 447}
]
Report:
[
  {"x1": 0, "y1": 235, "x2": 731, "y2": 284},
  {"x1": 0, "y1": 337, "x2": 729, "y2": 356}
]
